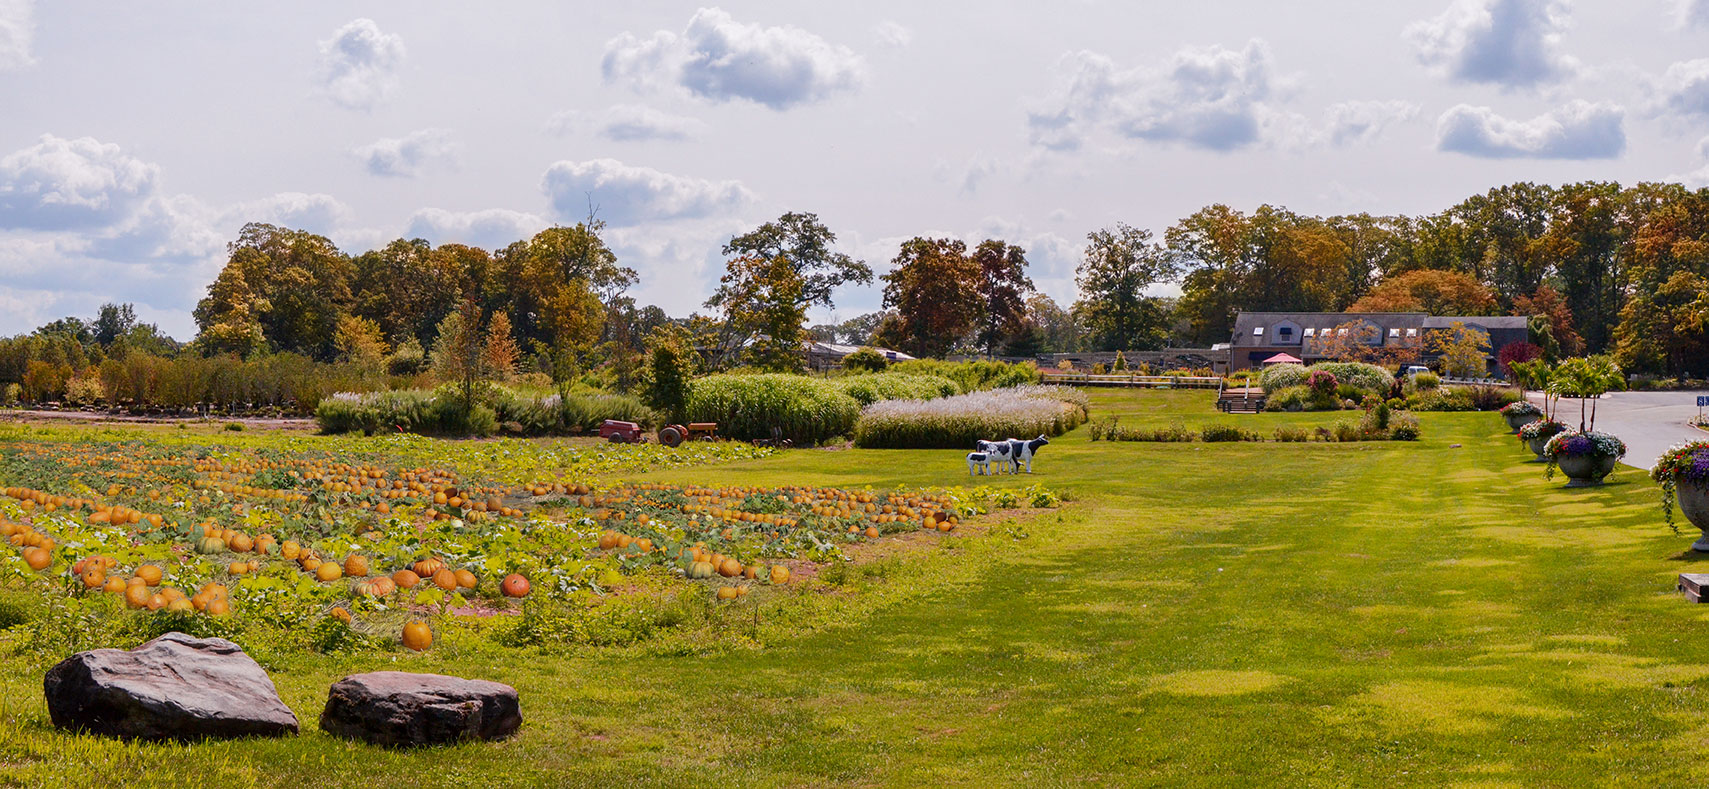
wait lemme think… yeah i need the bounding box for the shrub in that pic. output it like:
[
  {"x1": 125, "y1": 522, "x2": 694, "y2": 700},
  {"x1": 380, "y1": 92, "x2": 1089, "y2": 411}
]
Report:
[
  {"x1": 1389, "y1": 413, "x2": 1421, "y2": 441},
  {"x1": 1200, "y1": 423, "x2": 1259, "y2": 442},
  {"x1": 1264, "y1": 386, "x2": 1342, "y2": 412},
  {"x1": 1273, "y1": 426, "x2": 1310, "y2": 442},
  {"x1": 1468, "y1": 385, "x2": 1520, "y2": 411},
  {"x1": 1259, "y1": 363, "x2": 1307, "y2": 393},
  {"x1": 687, "y1": 374, "x2": 861, "y2": 445},
  {"x1": 836, "y1": 373, "x2": 960, "y2": 407},
  {"x1": 1308, "y1": 369, "x2": 1338, "y2": 395},
  {"x1": 1309, "y1": 362, "x2": 1394, "y2": 395},
  {"x1": 853, "y1": 385, "x2": 1088, "y2": 448},
  {"x1": 1410, "y1": 371, "x2": 1440, "y2": 391},
  {"x1": 842, "y1": 347, "x2": 888, "y2": 373},
  {"x1": 889, "y1": 359, "x2": 1041, "y2": 391},
  {"x1": 1406, "y1": 387, "x2": 1475, "y2": 412},
  {"x1": 64, "y1": 375, "x2": 105, "y2": 406},
  {"x1": 0, "y1": 382, "x2": 19, "y2": 406}
]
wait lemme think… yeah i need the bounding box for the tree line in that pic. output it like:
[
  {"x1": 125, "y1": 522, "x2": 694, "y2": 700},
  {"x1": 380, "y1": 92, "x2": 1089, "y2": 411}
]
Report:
[{"x1": 4, "y1": 179, "x2": 1709, "y2": 407}]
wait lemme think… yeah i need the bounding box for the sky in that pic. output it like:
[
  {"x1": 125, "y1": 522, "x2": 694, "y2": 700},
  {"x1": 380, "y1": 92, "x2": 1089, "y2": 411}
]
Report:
[{"x1": 2, "y1": 0, "x2": 1708, "y2": 340}]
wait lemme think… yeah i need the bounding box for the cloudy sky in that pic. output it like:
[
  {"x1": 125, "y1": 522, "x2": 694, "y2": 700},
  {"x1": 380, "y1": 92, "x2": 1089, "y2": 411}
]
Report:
[{"x1": 2, "y1": 0, "x2": 1708, "y2": 339}]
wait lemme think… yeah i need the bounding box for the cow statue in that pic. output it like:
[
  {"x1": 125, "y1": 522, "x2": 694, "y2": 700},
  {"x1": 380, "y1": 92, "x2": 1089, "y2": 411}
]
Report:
[
  {"x1": 974, "y1": 439, "x2": 1017, "y2": 474},
  {"x1": 966, "y1": 451, "x2": 992, "y2": 476},
  {"x1": 1004, "y1": 435, "x2": 1050, "y2": 473}
]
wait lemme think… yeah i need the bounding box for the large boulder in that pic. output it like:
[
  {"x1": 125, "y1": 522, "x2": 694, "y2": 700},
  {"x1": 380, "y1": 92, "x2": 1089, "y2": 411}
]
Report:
[
  {"x1": 43, "y1": 632, "x2": 298, "y2": 741},
  {"x1": 320, "y1": 671, "x2": 521, "y2": 746}
]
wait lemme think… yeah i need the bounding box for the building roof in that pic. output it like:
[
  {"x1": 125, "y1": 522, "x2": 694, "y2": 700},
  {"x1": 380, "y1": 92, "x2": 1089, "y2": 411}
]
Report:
[
  {"x1": 1262, "y1": 352, "x2": 1302, "y2": 364},
  {"x1": 805, "y1": 341, "x2": 915, "y2": 361},
  {"x1": 1421, "y1": 315, "x2": 1528, "y2": 330},
  {"x1": 1231, "y1": 311, "x2": 1528, "y2": 347}
]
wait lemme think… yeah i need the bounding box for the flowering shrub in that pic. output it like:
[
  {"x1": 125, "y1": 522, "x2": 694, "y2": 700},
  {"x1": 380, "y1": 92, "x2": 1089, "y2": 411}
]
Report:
[
  {"x1": 1500, "y1": 401, "x2": 1542, "y2": 417},
  {"x1": 1651, "y1": 440, "x2": 1709, "y2": 533},
  {"x1": 1517, "y1": 418, "x2": 1567, "y2": 443},
  {"x1": 1258, "y1": 364, "x2": 1308, "y2": 393},
  {"x1": 1307, "y1": 370, "x2": 1339, "y2": 396}
]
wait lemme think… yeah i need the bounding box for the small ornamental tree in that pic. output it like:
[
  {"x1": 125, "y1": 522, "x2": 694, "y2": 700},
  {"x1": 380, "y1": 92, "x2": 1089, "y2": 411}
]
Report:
[
  {"x1": 641, "y1": 327, "x2": 694, "y2": 423},
  {"x1": 1497, "y1": 341, "x2": 1542, "y2": 380},
  {"x1": 1112, "y1": 351, "x2": 1128, "y2": 371},
  {"x1": 1430, "y1": 321, "x2": 1491, "y2": 379},
  {"x1": 1308, "y1": 369, "x2": 1338, "y2": 396}
]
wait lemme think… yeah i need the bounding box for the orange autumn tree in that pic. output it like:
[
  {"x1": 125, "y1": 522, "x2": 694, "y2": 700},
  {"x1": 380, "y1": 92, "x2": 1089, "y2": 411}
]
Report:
[{"x1": 1311, "y1": 320, "x2": 1421, "y2": 366}]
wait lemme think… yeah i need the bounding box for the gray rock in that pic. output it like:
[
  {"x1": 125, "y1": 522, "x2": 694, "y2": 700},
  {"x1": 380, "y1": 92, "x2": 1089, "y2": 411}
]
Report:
[
  {"x1": 319, "y1": 671, "x2": 520, "y2": 746},
  {"x1": 43, "y1": 632, "x2": 298, "y2": 741}
]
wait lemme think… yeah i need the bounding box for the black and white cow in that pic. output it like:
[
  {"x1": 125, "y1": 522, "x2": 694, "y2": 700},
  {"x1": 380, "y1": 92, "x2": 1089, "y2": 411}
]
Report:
[
  {"x1": 966, "y1": 451, "x2": 992, "y2": 476},
  {"x1": 975, "y1": 439, "x2": 1017, "y2": 473},
  {"x1": 1004, "y1": 435, "x2": 1050, "y2": 473}
]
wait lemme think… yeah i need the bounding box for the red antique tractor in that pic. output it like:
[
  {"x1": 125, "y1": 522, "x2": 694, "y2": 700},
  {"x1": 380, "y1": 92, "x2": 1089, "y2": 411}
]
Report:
[{"x1": 657, "y1": 422, "x2": 718, "y2": 447}]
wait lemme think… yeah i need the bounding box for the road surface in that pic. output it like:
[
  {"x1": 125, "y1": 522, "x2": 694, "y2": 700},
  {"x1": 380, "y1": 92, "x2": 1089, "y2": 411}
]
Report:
[{"x1": 1527, "y1": 390, "x2": 1709, "y2": 470}]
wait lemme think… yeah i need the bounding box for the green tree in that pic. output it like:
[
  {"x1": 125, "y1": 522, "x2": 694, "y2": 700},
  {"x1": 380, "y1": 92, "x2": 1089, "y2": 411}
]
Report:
[
  {"x1": 969, "y1": 239, "x2": 1034, "y2": 358},
  {"x1": 711, "y1": 212, "x2": 871, "y2": 311},
  {"x1": 640, "y1": 326, "x2": 694, "y2": 423},
  {"x1": 841, "y1": 346, "x2": 888, "y2": 372},
  {"x1": 1074, "y1": 223, "x2": 1175, "y2": 351},
  {"x1": 431, "y1": 296, "x2": 489, "y2": 412}
]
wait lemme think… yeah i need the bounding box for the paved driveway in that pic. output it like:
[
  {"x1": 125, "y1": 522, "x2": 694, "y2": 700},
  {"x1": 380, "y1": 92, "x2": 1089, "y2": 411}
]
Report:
[{"x1": 1527, "y1": 390, "x2": 1709, "y2": 469}]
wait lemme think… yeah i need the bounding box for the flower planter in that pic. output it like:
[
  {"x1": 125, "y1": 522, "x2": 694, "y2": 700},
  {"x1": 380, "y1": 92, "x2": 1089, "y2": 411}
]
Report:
[
  {"x1": 1504, "y1": 412, "x2": 1541, "y2": 433},
  {"x1": 1526, "y1": 434, "x2": 1552, "y2": 460},
  {"x1": 1557, "y1": 452, "x2": 1618, "y2": 487},
  {"x1": 1679, "y1": 481, "x2": 1709, "y2": 552}
]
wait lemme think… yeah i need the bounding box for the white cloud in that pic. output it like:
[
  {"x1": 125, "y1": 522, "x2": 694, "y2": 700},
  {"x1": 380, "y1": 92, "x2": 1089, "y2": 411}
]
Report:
[
  {"x1": 1435, "y1": 100, "x2": 1625, "y2": 158},
  {"x1": 1677, "y1": 0, "x2": 1709, "y2": 29},
  {"x1": 404, "y1": 208, "x2": 547, "y2": 251},
  {"x1": 546, "y1": 104, "x2": 709, "y2": 142},
  {"x1": 0, "y1": 134, "x2": 160, "y2": 231},
  {"x1": 541, "y1": 158, "x2": 754, "y2": 226},
  {"x1": 1028, "y1": 40, "x2": 1281, "y2": 152},
  {"x1": 1666, "y1": 135, "x2": 1709, "y2": 185},
  {"x1": 1653, "y1": 59, "x2": 1709, "y2": 118},
  {"x1": 873, "y1": 21, "x2": 913, "y2": 49},
  {"x1": 353, "y1": 129, "x2": 459, "y2": 177},
  {"x1": 235, "y1": 192, "x2": 353, "y2": 236},
  {"x1": 602, "y1": 7, "x2": 866, "y2": 110},
  {"x1": 0, "y1": 0, "x2": 33, "y2": 71},
  {"x1": 316, "y1": 18, "x2": 405, "y2": 111},
  {"x1": 1406, "y1": 0, "x2": 1576, "y2": 90},
  {"x1": 1324, "y1": 100, "x2": 1420, "y2": 147}
]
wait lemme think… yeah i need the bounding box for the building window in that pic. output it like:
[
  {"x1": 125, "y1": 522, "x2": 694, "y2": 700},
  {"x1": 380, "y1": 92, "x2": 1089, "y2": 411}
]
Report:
[
  {"x1": 1253, "y1": 327, "x2": 1264, "y2": 336},
  {"x1": 1388, "y1": 328, "x2": 1401, "y2": 338},
  {"x1": 1406, "y1": 328, "x2": 1418, "y2": 337},
  {"x1": 1303, "y1": 328, "x2": 1315, "y2": 337},
  {"x1": 1277, "y1": 326, "x2": 1292, "y2": 338}
]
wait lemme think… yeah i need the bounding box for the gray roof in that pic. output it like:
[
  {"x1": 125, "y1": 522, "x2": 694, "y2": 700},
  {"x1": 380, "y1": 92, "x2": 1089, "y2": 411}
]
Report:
[
  {"x1": 1421, "y1": 315, "x2": 1528, "y2": 329},
  {"x1": 1232, "y1": 311, "x2": 1527, "y2": 347}
]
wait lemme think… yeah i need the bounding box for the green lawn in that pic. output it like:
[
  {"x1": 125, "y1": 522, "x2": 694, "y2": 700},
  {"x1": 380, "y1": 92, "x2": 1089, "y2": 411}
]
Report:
[{"x1": 3, "y1": 388, "x2": 1706, "y2": 786}]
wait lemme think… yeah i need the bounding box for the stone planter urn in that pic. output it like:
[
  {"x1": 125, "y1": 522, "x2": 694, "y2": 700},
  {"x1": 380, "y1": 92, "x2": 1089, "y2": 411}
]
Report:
[
  {"x1": 1558, "y1": 452, "x2": 1619, "y2": 487},
  {"x1": 1526, "y1": 434, "x2": 1552, "y2": 460},
  {"x1": 1676, "y1": 481, "x2": 1709, "y2": 552},
  {"x1": 1504, "y1": 411, "x2": 1541, "y2": 433}
]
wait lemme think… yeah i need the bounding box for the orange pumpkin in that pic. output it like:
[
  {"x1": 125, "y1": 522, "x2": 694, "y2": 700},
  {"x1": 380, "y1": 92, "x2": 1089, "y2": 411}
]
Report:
[
  {"x1": 431, "y1": 569, "x2": 457, "y2": 591},
  {"x1": 500, "y1": 573, "x2": 530, "y2": 598},
  {"x1": 453, "y1": 569, "x2": 477, "y2": 589},
  {"x1": 343, "y1": 555, "x2": 369, "y2": 577},
  {"x1": 392, "y1": 569, "x2": 421, "y2": 589},
  {"x1": 315, "y1": 562, "x2": 343, "y2": 582},
  {"x1": 414, "y1": 558, "x2": 445, "y2": 578},
  {"x1": 401, "y1": 621, "x2": 433, "y2": 651}
]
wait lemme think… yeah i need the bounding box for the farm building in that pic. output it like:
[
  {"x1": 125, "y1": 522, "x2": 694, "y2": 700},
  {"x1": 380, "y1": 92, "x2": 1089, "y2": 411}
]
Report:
[{"x1": 1226, "y1": 312, "x2": 1529, "y2": 372}]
